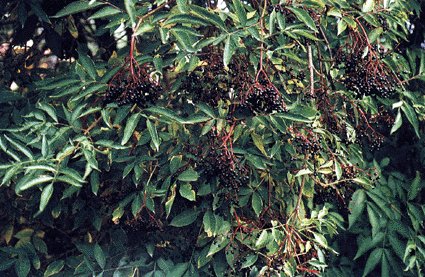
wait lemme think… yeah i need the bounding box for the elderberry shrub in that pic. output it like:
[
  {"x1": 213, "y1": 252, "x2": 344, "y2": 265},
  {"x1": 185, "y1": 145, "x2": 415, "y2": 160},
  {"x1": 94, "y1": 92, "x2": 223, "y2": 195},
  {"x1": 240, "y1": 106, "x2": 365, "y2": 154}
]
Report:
[
  {"x1": 338, "y1": 51, "x2": 397, "y2": 98},
  {"x1": 104, "y1": 78, "x2": 161, "y2": 107}
]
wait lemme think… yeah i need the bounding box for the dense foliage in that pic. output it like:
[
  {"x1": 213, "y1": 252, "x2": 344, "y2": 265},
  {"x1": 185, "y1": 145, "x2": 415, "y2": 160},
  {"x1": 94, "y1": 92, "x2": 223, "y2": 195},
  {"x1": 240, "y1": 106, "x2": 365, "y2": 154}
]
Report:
[{"x1": 0, "y1": 0, "x2": 424, "y2": 276}]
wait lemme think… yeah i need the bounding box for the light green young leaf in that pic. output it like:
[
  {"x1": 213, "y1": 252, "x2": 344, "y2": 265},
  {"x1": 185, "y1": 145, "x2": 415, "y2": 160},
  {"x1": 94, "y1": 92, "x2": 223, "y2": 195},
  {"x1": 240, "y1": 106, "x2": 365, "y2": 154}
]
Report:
[
  {"x1": 177, "y1": 168, "x2": 199, "y2": 182},
  {"x1": 43, "y1": 260, "x2": 64, "y2": 277},
  {"x1": 179, "y1": 183, "x2": 196, "y2": 201}
]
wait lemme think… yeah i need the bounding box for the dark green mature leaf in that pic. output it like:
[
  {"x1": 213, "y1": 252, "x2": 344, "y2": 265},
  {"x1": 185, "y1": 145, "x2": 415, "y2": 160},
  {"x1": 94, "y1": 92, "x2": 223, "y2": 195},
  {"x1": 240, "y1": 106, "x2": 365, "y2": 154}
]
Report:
[
  {"x1": 53, "y1": 1, "x2": 104, "y2": 17},
  {"x1": 170, "y1": 209, "x2": 200, "y2": 227},
  {"x1": 362, "y1": 248, "x2": 383, "y2": 277},
  {"x1": 408, "y1": 171, "x2": 421, "y2": 200},
  {"x1": 89, "y1": 6, "x2": 121, "y2": 19},
  {"x1": 164, "y1": 14, "x2": 209, "y2": 27},
  {"x1": 232, "y1": 0, "x2": 247, "y2": 26},
  {"x1": 94, "y1": 244, "x2": 106, "y2": 269},
  {"x1": 252, "y1": 192, "x2": 263, "y2": 217},
  {"x1": 15, "y1": 256, "x2": 30, "y2": 277},
  {"x1": 401, "y1": 102, "x2": 420, "y2": 138},
  {"x1": 121, "y1": 113, "x2": 142, "y2": 145},
  {"x1": 39, "y1": 183, "x2": 54, "y2": 212},
  {"x1": 147, "y1": 119, "x2": 160, "y2": 151},
  {"x1": 349, "y1": 189, "x2": 366, "y2": 229},
  {"x1": 287, "y1": 7, "x2": 318, "y2": 33},
  {"x1": 190, "y1": 5, "x2": 227, "y2": 30}
]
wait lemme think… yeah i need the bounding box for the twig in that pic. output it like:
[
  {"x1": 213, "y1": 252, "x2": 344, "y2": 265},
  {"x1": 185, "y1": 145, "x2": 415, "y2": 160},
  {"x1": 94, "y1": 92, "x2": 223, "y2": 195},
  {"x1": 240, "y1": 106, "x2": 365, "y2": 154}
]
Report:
[{"x1": 307, "y1": 45, "x2": 315, "y2": 97}]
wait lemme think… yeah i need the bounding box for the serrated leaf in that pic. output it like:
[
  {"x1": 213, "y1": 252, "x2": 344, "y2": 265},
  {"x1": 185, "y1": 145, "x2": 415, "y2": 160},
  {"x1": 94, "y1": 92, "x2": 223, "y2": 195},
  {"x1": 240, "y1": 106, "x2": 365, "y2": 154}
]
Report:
[
  {"x1": 124, "y1": 0, "x2": 136, "y2": 27},
  {"x1": 77, "y1": 50, "x2": 97, "y2": 80},
  {"x1": 16, "y1": 175, "x2": 54, "y2": 193},
  {"x1": 179, "y1": 183, "x2": 196, "y2": 201},
  {"x1": 4, "y1": 135, "x2": 33, "y2": 159},
  {"x1": 232, "y1": 0, "x2": 247, "y2": 26},
  {"x1": 362, "y1": 0, "x2": 375, "y2": 13},
  {"x1": 401, "y1": 102, "x2": 420, "y2": 138},
  {"x1": 190, "y1": 5, "x2": 227, "y2": 31},
  {"x1": 362, "y1": 248, "x2": 383, "y2": 277},
  {"x1": 255, "y1": 230, "x2": 268, "y2": 248},
  {"x1": 37, "y1": 102, "x2": 58, "y2": 123},
  {"x1": 39, "y1": 183, "x2": 54, "y2": 212},
  {"x1": 165, "y1": 184, "x2": 176, "y2": 219},
  {"x1": 241, "y1": 254, "x2": 258, "y2": 269},
  {"x1": 89, "y1": 6, "x2": 121, "y2": 19},
  {"x1": 408, "y1": 171, "x2": 421, "y2": 200},
  {"x1": 44, "y1": 260, "x2": 64, "y2": 277},
  {"x1": 147, "y1": 119, "x2": 160, "y2": 151},
  {"x1": 15, "y1": 256, "x2": 30, "y2": 277},
  {"x1": 252, "y1": 192, "x2": 263, "y2": 217},
  {"x1": 53, "y1": 1, "x2": 104, "y2": 18},
  {"x1": 164, "y1": 14, "x2": 209, "y2": 27},
  {"x1": 207, "y1": 236, "x2": 229, "y2": 257},
  {"x1": 203, "y1": 211, "x2": 215, "y2": 237},
  {"x1": 223, "y1": 35, "x2": 236, "y2": 67},
  {"x1": 349, "y1": 189, "x2": 366, "y2": 229},
  {"x1": 288, "y1": 7, "x2": 318, "y2": 33},
  {"x1": 390, "y1": 109, "x2": 402, "y2": 134},
  {"x1": 170, "y1": 209, "x2": 199, "y2": 227},
  {"x1": 337, "y1": 20, "x2": 347, "y2": 35},
  {"x1": 251, "y1": 132, "x2": 267, "y2": 156},
  {"x1": 367, "y1": 204, "x2": 380, "y2": 237},
  {"x1": 94, "y1": 244, "x2": 106, "y2": 269},
  {"x1": 121, "y1": 113, "x2": 141, "y2": 145},
  {"x1": 177, "y1": 168, "x2": 199, "y2": 182}
]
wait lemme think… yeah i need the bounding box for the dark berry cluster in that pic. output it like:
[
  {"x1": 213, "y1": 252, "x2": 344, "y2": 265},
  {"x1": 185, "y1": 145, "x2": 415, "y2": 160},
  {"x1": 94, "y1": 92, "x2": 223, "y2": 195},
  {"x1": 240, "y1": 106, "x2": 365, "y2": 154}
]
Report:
[
  {"x1": 337, "y1": 52, "x2": 397, "y2": 98},
  {"x1": 290, "y1": 130, "x2": 322, "y2": 156},
  {"x1": 180, "y1": 53, "x2": 251, "y2": 107},
  {"x1": 199, "y1": 147, "x2": 249, "y2": 194},
  {"x1": 377, "y1": 15, "x2": 389, "y2": 31},
  {"x1": 105, "y1": 78, "x2": 161, "y2": 107},
  {"x1": 242, "y1": 85, "x2": 287, "y2": 114}
]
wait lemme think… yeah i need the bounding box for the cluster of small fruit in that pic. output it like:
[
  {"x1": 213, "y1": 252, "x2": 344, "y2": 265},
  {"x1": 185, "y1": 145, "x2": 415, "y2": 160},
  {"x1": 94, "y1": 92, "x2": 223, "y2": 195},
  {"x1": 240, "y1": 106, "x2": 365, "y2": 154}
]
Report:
[
  {"x1": 199, "y1": 146, "x2": 249, "y2": 194},
  {"x1": 241, "y1": 80, "x2": 288, "y2": 114},
  {"x1": 337, "y1": 51, "x2": 397, "y2": 98},
  {"x1": 180, "y1": 53, "x2": 252, "y2": 107},
  {"x1": 267, "y1": 4, "x2": 296, "y2": 22},
  {"x1": 377, "y1": 14, "x2": 389, "y2": 31},
  {"x1": 290, "y1": 129, "x2": 322, "y2": 156},
  {"x1": 104, "y1": 74, "x2": 162, "y2": 107},
  {"x1": 356, "y1": 123, "x2": 385, "y2": 150}
]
